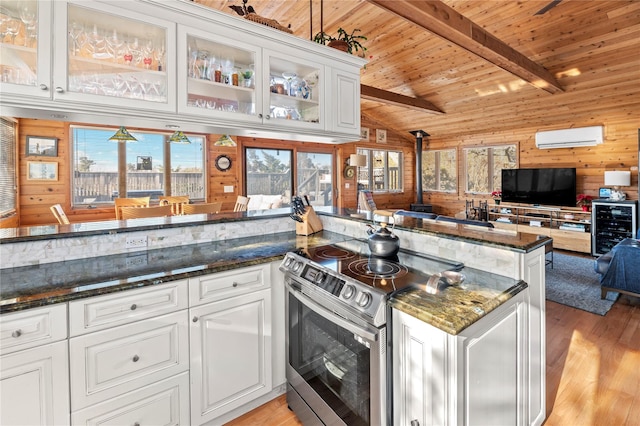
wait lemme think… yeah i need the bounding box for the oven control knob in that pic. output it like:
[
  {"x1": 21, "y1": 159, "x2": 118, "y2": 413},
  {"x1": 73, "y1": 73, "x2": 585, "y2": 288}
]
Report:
[
  {"x1": 283, "y1": 257, "x2": 293, "y2": 268},
  {"x1": 292, "y1": 261, "x2": 302, "y2": 272},
  {"x1": 314, "y1": 272, "x2": 327, "y2": 284},
  {"x1": 343, "y1": 285, "x2": 356, "y2": 300},
  {"x1": 357, "y1": 292, "x2": 372, "y2": 308}
]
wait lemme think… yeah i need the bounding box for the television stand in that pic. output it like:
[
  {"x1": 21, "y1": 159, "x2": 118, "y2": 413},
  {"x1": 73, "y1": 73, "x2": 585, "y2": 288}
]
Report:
[{"x1": 488, "y1": 202, "x2": 591, "y2": 253}]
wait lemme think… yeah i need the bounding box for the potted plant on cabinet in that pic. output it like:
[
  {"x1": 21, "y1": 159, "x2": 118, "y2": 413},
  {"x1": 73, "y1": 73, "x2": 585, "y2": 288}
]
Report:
[
  {"x1": 491, "y1": 190, "x2": 502, "y2": 205},
  {"x1": 313, "y1": 28, "x2": 367, "y2": 56},
  {"x1": 576, "y1": 194, "x2": 593, "y2": 211}
]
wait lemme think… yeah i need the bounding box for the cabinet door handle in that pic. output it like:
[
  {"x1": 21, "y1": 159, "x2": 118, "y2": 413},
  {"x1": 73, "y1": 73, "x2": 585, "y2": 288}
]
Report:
[
  {"x1": 130, "y1": 303, "x2": 137, "y2": 310},
  {"x1": 192, "y1": 316, "x2": 198, "y2": 323},
  {"x1": 39, "y1": 83, "x2": 48, "y2": 91},
  {"x1": 11, "y1": 329, "x2": 22, "y2": 338},
  {"x1": 232, "y1": 282, "x2": 238, "y2": 287},
  {"x1": 55, "y1": 86, "x2": 64, "y2": 93},
  {"x1": 258, "y1": 113, "x2": 263, "y2": 119},
  {"x1": 134, "y1": 422, "x2": 140, "y2": 426},
  {"x1": 411, "y1": 420, "x2": 420, "y2": 426},
  {"x1": 265, "y1": 114, "x2": 271, "y2": 120},
  {"x1": 132, "y1": 355, "x2": 140, "y2": 362}
]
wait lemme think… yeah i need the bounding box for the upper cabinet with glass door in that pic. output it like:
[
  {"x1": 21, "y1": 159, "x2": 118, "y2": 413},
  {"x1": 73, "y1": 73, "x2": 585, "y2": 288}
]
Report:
[
  {"x1": 52, "y1": 0, "x2": 176, "y2": 113},
  {"x1": 177, "y1": 26, "x2": 259, "y2": 122},
  {"x1": 266, "y1": 53, "x2": 322, "y2": 131},
  {"x1": 0, "y1": 0, "x2": 52, "y2": 98}
]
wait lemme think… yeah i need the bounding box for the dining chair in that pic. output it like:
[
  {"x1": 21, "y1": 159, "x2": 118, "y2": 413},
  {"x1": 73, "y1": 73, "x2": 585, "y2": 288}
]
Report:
[
  {"x1": 159, "y1": 195, "x2": 190, "y2": 215},
  {"x1": 120, "y1": 204, "x2": 172, "y2": 220},
  {"x1": 114, "y1": 197, "x2": 150, "y2": 220},
  {"x1": 50, "y1": 204, "x2": 70, "y2": 225},
  {"x1": 234, "y1": 196, "x2": 250, "y2": 212},
  {"x1": 183, "y1": 202, "x2": 223, "y2": 215}
]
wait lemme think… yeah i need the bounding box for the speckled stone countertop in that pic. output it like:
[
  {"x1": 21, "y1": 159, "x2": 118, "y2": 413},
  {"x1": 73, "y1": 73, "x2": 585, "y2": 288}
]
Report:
[
  {"x1": 0, "y1": 230, "x2": 351, "y2": 314},
  {"x1": 389, "y1": 267, "x2": 527, "y2": 335}
]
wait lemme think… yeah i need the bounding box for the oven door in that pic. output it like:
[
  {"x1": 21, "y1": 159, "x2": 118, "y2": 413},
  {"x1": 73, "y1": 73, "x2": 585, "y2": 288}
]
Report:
[{"x1": 285, "y1": 278, "x2": 386, "y2": 426}]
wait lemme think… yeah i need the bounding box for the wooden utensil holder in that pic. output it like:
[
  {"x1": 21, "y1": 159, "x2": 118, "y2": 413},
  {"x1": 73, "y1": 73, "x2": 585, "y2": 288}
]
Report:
[{"x1": 296, "y1": 206, "x2": 323, "y2": 236}]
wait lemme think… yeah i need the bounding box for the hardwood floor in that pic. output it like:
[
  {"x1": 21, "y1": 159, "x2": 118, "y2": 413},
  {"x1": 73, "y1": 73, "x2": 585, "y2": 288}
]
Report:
[{"x1": 225, "y1": 297, "x2": 640, "y2": 426}]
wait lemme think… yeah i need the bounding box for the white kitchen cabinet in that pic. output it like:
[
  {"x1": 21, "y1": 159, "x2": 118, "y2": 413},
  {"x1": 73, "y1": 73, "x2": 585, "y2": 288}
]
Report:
[
  {"x1": 0, "y1": 304, "x2": 70, "y2": 426},
  {"x1": 0, "y1": 0, "x2": 364, "y2": 142},
  {"x1": 52, "y1": 0, "x2": 177, "y2": 113},
  {"x1": 393, "y1": 292, "x2": 527, "y2": 426},
  {"x1": 68, "y1": 278, "x2": 188, "y2": 337},
  {"x1": 69, "y1": 309, "x2": 189, "y2": 410},
  {"x1": 0, "y1": 0, "x2": 53, "y2": 99},
  {"x1": 189, "y1": 269, "x2": 272, "y2": 425},
  {"x1": 177, "y1": 25, "x2": 261, "y2": 123},
  {"x1": 71, "y1": 372, "x2": 190, "y2": 426}
]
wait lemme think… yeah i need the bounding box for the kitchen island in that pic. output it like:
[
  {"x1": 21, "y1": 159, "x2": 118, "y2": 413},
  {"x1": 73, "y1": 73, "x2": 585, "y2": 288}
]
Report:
[{"x1": 1, "y1": 208, "x2": 546, "y2": 425}]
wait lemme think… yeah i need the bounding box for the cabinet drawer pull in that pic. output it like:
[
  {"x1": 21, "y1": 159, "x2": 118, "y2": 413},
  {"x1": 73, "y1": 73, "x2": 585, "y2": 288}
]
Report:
[
  {"x1": 232, "y1": 282, "x2": 238, "y2": 287},
  {"x1": 132, "y1": 355, "x2": 140, "y2": 362},
  {"x1": 130, "y1": 303, "x2": 137, "y2": 310},
  {"x1": 134, "y1": 423, "x2": 140, "y2": 426},
  {"x1": 39, "y1": 83, "x2": 48, "y2": 91},
  {"x1": 55, "y1": 86, "x2": 64, "y2": 93},
  {"x1": 11, "y1": 329, "x2": 22, "y2": 338},
  {"x1": 192, "y1": 316, "x2": 198, "y2": 323},
  {"x1": 411, "y1": 420, "x2": 420, "y2": 426}
]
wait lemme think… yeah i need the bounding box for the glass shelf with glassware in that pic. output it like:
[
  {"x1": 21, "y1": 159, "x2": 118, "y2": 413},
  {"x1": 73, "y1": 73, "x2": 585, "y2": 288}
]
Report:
[
  {"x1": 183, "y1": 33, "x2": 256, "y2": 117},
  {"x1": 268, "y1": 56, "x2": 320, "y2": 125}
]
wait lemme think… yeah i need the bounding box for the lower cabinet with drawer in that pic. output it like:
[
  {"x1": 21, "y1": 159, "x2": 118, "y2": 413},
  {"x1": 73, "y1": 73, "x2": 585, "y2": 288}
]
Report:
[
  {"x1": 68, "y1": 280, "x2": 190, "y2": 424},
  {"x1": 0, "y1": 304, "x2": 70, "y2": 426}
]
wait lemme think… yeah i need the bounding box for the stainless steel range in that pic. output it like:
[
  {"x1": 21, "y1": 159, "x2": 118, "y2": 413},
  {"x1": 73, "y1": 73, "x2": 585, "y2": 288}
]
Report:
[{"x1": 280, "y1": 240, "x2": 462, "y2": 426}]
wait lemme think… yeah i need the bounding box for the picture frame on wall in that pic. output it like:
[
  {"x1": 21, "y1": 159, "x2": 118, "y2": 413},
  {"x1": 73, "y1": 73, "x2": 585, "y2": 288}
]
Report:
[
  {"x1": 360, "y1": 127, "x2": 370, "y2": 141},
  {"x1": 27, "y1": 161, "x2": 58, "y2": 181},
  {"x1": 376, "y1": 129, "x2": 387, "y2": 144},
  {"x1": 26, "y1": 136, "x2": 58, "y2": 157}
]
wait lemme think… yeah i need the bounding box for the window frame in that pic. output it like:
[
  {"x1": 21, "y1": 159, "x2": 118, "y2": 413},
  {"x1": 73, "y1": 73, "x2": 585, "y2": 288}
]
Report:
[
  {"x1": 463, "y1": 144, "x2": 517, "y2": 195},
  {"x1": 356, "y1": 147, "x2": 403, "y2": 193},
  {"x1": 422, "y1": 148, "x2": 458, "y2": 193},
  {"x1": 70, "y1": 125, "x2": 206, "y2": 207}
]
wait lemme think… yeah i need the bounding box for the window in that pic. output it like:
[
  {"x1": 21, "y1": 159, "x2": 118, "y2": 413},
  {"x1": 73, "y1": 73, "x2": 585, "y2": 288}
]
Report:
[
  {"x1": 464, "y1": 145, "x2": 517, "y2": 194},
  {"x1": 71, "y1": 126, "x2": 205, "y2": 206},
  {"x1": 0, "y1": 118, "x2": 17, "y2": 217},
  {"x1": 245, "y1": 148, "x2": 292, "y2": 209},
  {"x1": 422, "y1": 149, "x2": 457, "y2": 192},
  {"x1": 297, "y1": 151, "x2": 333, "y2": 207},
  {"x1": 356, "y1": 148, "x2": 403, "y2": 192}
]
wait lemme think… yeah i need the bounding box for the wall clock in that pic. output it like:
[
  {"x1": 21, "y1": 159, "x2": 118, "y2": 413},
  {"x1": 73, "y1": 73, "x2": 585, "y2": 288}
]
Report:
[
  {"x1": 343, "y1": 166, "x2": 355, "y2": 179},
  {"x1": 215, "y1": 154, "x2": 232, "y2": 172}
]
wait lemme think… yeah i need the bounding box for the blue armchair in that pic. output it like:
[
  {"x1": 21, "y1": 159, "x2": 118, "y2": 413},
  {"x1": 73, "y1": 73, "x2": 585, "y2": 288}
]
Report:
[{"x1": 595, "y1": 237, "x2": 640, "y2": 300}]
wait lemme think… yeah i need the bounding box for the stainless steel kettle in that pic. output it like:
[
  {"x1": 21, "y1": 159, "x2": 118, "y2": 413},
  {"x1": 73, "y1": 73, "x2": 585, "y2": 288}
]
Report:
[{"x1": 366, "y1": 220, "x2": 400, "y2": 257}]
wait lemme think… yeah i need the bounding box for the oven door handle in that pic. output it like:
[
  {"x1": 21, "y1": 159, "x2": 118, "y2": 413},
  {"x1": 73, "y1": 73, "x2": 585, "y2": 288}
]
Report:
[{"x1": 287, "y1": 283, "x2": 378, "y2": 343}]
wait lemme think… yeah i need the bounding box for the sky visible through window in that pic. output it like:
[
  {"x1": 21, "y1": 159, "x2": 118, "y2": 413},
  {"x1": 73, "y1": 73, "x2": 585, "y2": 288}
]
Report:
[{"x1": 73, "y1": 127, "x2": 203, "y2": 172}]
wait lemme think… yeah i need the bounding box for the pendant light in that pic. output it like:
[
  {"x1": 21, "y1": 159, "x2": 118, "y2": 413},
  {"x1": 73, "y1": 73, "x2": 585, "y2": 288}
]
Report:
[
  {"x1": 108, "y1": 126, "x2": 138, "y2": 142},
  {"x1": 169, "y1": 130, "x2": 192, "y2": 144},
  {"x1": 214, "y1": 134, "x2": 237, "y2": 146}
]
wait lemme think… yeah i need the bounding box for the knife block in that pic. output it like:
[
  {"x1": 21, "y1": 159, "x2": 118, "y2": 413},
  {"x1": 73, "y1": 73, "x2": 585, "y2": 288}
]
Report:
[{"x1": 296, "y1": 206, "x2": 323, "y2": 236}]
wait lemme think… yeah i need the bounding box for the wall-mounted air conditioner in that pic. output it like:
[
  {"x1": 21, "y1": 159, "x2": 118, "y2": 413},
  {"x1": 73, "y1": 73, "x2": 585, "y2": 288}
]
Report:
[{"x1": 535, "y1": 125, "x2": 604, "y2": 149}]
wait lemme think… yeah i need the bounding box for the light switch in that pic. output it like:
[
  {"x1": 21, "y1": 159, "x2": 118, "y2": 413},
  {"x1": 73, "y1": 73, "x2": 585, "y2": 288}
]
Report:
[
  {"x1": 224, "y1": 185, "x2": 234, "y2": 193},
  {"x1": 345, "y1": 183, "x2": 350, "y2": 189}
]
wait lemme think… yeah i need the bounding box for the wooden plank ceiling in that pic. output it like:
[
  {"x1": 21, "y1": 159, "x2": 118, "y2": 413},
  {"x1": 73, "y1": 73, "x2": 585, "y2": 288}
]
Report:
[{"x1": 193, "y1": 0, "x2": 640, "y2": 139}]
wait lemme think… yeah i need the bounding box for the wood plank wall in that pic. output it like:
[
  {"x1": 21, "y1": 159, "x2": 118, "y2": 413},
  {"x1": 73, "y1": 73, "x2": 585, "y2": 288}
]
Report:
[{"x1": 7, "y1": 116, "x2": 639, "y2": 227}]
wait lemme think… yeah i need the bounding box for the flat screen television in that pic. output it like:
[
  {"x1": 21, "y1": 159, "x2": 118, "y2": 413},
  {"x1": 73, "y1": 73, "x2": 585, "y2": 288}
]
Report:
[{"x1": 501, "y1": 167, "x2": 576, "y2": 207}]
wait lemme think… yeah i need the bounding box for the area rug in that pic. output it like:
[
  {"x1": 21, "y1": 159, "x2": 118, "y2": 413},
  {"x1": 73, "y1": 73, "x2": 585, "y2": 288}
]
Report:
[{"x1": 545, "y1": 252, "x2": 618, "y2": 316}]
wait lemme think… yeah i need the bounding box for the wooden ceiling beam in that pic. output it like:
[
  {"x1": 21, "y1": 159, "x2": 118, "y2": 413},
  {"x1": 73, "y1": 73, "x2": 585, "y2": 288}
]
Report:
[
  {"x1": 366, "y1": 0, "x2": 564, "y2": 94},
  {"x1": 361, "y1": 84, "x2": 445, "y2": 114}
]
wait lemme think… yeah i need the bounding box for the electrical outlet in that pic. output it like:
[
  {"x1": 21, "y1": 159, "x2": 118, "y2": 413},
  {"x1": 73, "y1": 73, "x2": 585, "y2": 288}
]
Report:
[
  {"x1": 125, "y1": 236, "x2": 148, "y2": 249},
  {"x1": 125, "y1": 254, "x2": 148, "y2": 268},
  {"x1": 224, "y1": 185, "x2": 234, "y2": 193}
]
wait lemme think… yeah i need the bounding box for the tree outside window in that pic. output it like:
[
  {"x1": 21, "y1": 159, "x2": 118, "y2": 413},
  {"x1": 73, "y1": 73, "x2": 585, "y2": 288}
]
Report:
[
  {"x1": 71, "y1": 126, "x2": 205, "y2": 206},
  {"x1": 465, "y1": 145, "x2": 517, "y2": 194},
  {"x1": 422, "y1": 149, "x2": 457, "y2": 192}
]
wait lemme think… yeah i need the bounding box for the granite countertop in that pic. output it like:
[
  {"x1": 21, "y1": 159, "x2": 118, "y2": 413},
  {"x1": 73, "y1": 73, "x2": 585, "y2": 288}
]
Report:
[
  {"x1": 0, "y1": 230, "x2": 351, "y2": 314},
  {"x1": 389, "y1": 267, "x2": 527, "y2": 335}
]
